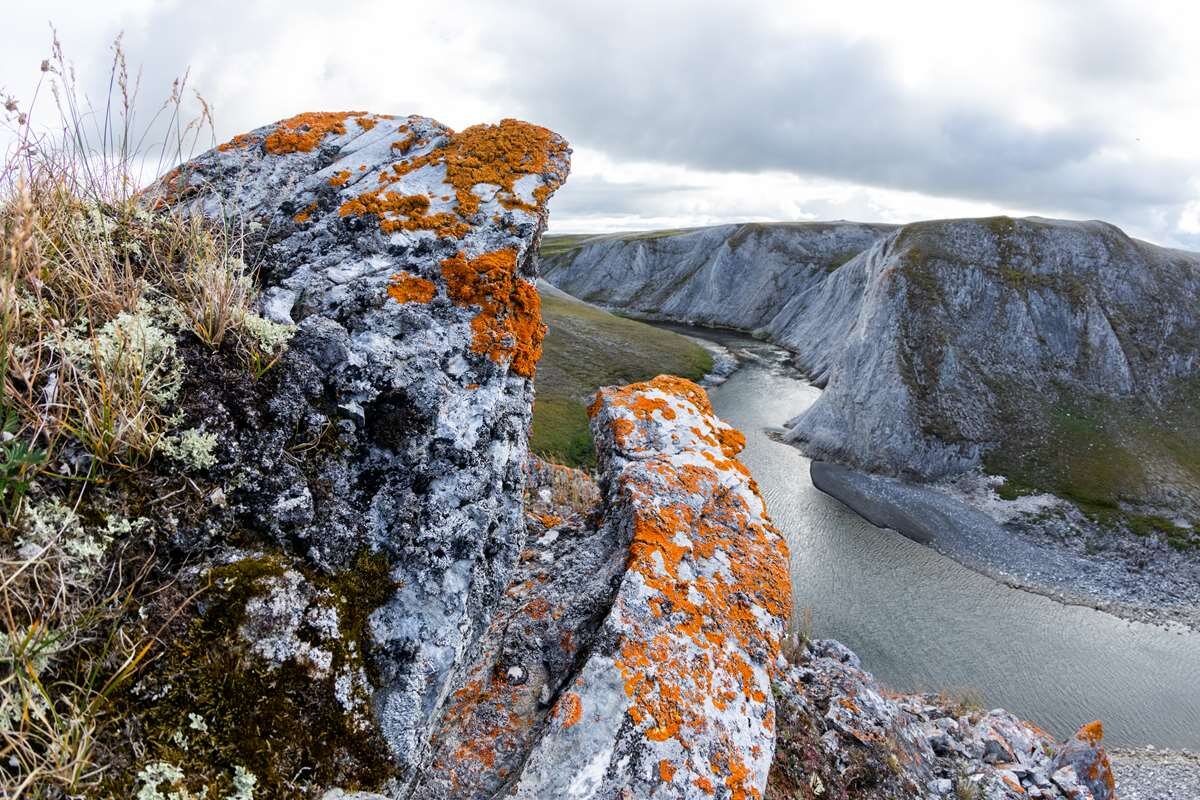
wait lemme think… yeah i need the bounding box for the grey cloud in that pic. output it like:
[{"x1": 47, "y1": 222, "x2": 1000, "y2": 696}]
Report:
[{"x1": 492, "y1": 1, "x2": 1194, "y2": 225}]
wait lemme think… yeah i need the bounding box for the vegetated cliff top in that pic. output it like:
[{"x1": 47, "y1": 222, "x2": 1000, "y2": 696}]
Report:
[{"x1": 532, "y1": 281, "x2": 712, "y2": 467}]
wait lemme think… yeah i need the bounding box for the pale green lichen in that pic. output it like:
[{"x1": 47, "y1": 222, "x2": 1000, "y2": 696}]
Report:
[
  {"x1": 227, "y1": 765, "x2": 257, "y2": 800},
  {"x1": 162, "y1": 428, "x2": 219, "y2": 470},
  {"x1": 18, "y1": 500, "x2": 108, "y2": 579},
  {"x1": 135, "y1": 761, "x2": 190, "y2": 800},
  {"x1": 238, "y1": 312, "x2": 294, "y2": 376},
  {"x1": 134, "y1": 761, "x2": 256, "y2": 800},
  {"x1": 57, "y1": 303, "x2": 184, "y2": 407}
]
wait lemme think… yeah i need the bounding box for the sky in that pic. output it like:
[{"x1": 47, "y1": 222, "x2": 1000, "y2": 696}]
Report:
[{"x1": 3, "y1": 0, "x2": 1200, "y2": 246}]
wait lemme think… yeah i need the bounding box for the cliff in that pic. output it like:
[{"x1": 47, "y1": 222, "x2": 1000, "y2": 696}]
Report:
[
  {"x1": 542, "y1": 222, "x2": 894, "y2": 333},
  {"x1": 544, "y1": 219, "x2": 1200, "y2": 539}
]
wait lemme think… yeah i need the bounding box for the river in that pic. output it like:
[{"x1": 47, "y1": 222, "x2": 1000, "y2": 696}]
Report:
[{"x1": 687, "y1": 328, "x2": 1200, "y2": 749}]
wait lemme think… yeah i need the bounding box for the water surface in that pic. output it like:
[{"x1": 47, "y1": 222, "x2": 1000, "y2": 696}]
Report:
[{"x1": 694, "y1": 331, "x2": 1200, "y2": 748}]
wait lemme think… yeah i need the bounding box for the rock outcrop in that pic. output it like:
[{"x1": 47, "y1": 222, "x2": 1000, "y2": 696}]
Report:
[
  {"x1": 767, "y1": 639, "x2": 1117, "y2": 800},
  {"x1": 412, "y1": 376, "x2": 791, "y2": 799},
  {"x1": 154, "y1": 111, "x2": 570, "y2": 789}
]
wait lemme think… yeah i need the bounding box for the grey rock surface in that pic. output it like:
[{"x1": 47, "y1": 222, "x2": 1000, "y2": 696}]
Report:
[{"x1": 158, "y1": 111, "x2": 570, "y2": 786}]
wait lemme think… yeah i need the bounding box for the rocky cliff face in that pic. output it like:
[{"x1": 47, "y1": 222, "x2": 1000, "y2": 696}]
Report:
[
  {"x1": 783, "y1": 217, "x2": 1200, "y2": 484},
  {"x1": 545, "y1": 219, "x2": 1200, "y2": 511},
  {"x1": 542, "y1": 222, "x2": 894, "y2": 332}
]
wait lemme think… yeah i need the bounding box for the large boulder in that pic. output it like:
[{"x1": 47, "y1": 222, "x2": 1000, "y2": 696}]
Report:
[{"x1": 156, "y1": 111, "x2": 570, "y2": 787}]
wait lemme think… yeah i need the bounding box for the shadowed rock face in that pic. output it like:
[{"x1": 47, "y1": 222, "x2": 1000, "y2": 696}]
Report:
[{"x1": 158, "y1": 112, "x2": 570, "y2": 785}]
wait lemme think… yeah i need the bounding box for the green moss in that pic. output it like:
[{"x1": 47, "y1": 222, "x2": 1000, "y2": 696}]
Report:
[
  {"x1": 823, "y1": 251, "x2": 860, "y2": 273},
  {"x1": 102, "y1": 551, "x2": 399, "y2": 798},
  {"x1": 532, "y1": 291, "x2": 713, "y2": 468},
  {"x1": 984, "y1": 379, "x2": 1200, "y2": 542}
]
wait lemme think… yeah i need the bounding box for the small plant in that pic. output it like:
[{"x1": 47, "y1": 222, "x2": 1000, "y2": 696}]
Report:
[
  {"x1": 953, "y1": 765, "x2": 982, "y2": 800},
  {"x1": 0, "y1": 407, "x2": 45, "y2": 520},
  {"x1": 237, "y1": 311, "x2": 294, "y2": 378},
  {"x1": 55, "y1": 304, "x2": 184, "y2": 469},
  {"x1": 781, "y1": 605, "x2": 813, "y2": 663}
]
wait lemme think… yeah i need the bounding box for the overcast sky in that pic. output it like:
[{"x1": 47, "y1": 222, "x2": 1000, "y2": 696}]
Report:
[{"x1": 4, "y1": 0, "x2": 1200, "y2": 246}]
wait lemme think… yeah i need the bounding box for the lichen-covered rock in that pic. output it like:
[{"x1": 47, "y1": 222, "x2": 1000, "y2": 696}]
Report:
[
  {"x1": 767, "y1": 639, "x2": 1118, "y2": 800},
  {"x1": 154, "y1": 111, "x2": 570, "y2": 787},
  {"x1": 507, "y1": 375, "x2": 792, "y2": 799},
  {"x1": 1050, "y1": 721, "x2": 1116, "y2": 800}
]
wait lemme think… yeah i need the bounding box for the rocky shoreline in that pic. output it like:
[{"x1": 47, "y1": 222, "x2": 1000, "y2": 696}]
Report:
[
  {"x1": 1109, "y1": 748, "x2": 1200, "y2": 800},
  {"x1": 811, "y1": 460, "x2": 1200, "y2": 633}
]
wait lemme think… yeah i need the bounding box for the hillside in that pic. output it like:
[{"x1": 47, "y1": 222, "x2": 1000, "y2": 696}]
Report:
[{"x1": 533, "y1": 281, "x2": 712, "y2": 466}]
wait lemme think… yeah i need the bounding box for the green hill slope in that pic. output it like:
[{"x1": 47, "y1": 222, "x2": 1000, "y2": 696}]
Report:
[{"x1": 532, "y1": 282, "x2": 712, "y2": 467}]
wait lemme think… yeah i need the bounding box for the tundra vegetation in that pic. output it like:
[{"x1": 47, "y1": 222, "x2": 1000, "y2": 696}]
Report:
[
  {"x1": 0, "y1": 39, "x2": 290, "y2": 798},
  {"x1": 531, "y1": 285, "x2": 711, "y2": 467}
]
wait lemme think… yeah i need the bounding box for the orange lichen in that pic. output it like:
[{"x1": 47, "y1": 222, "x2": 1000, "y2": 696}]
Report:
[
  {"x1": 263, "y1": 111, "x2": 374, "y2": 154},
  {"x1": 217, "y1": 132, "x2": 258, "y2": 152},
  {"x1": 558, "y1": 692, "x2": 583, "y2": 728},
  {"x1": 392, "y1": 130, "x2": 418, "y2": 154},
  {"x1": 336, "y1": 118, "x2": 568, "y2": 242},
  {"x1": 1000, "y1": 773, "x2": 1024, "y2": 793},
  {"x1": 338, "y1": 189, "x2": 470, "y2": 238},
  {"x1": 438, "y1": 119, "x2": 570, "y2": 215},
  {"x1": 524, "y1": 597, "x2": 552, "y2": 620},
  {"x1": 328, "y1": 169, "x2": 352, "y2": 187},
  {"x1": 387, "y1": 272, "x2": 436, "y2": 305},
  {"x1": 293, "y1": 202, "x2": 317, "y2": 224},
  {"x1": 586, "y1": 376, "x2": 789, "y2": 800},
  {"x1": 440, "y1": 250, "x2": 545, "y2": 378},
  {"x1": 659, "y1": 760, "x2": 676, "y2": 783},
  {"x1": 1078, "y1": 720, "x2": 1104, "y2": 745}
]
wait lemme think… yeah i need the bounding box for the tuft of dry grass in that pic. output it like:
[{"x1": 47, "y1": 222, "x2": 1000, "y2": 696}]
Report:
[
  {"x1": 780, "y1": 605, "x2": 813, "y2": 663},
  {"x1": 0, "y1": 33, "x2": 281, "y2": 798}
]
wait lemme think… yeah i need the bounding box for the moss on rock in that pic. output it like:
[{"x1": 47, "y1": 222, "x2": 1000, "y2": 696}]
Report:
[{"x1": 101, "y1": 551, "x2": 399, "y2": 798}]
